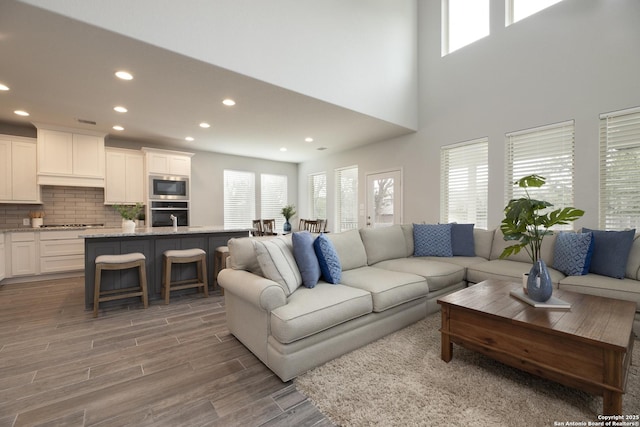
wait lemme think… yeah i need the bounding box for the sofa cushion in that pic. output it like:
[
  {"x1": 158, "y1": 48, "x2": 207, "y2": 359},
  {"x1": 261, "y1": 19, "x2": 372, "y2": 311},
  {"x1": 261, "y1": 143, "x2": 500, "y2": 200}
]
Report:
[
  {"x1": 413, "y1": 223, "x2": 453, "y2": 257},
  {"x1": 229, "y1": 235, "x2": 289, "y2": 275},
  {"x1": 467, "y1": 259, "x2": 565, "y2": 286},
  {"x1": 451, "y1": 223, "x2": 475, "y2": 257},
  {"x1": 559, "y1": 274, "x2": 640, "y2": 311},
  {"x1": 359, "y1": 225, "x2": 408, "y2": 265},
  {"x1": 314, "y1": 233, "x2": 342, "y2": 284},
  {"x1": 473, "y1": 228, "x2": 494, "y2": 260},
  {"x1": 254, "y1": 238, "x2": 302, "y2": 295},
  {"x1": 489, "y1": 229, "x2": 557, "y2": 266},
  {"x1": 340, "y1": 266, "x2": 428, "y2": 312},
  {"x1": 270, "y1": 282, "x2": 373, "y2": 344},
  {"x1": 582, "y1": 228, "x2": 635, "y2": 279},
  {"x1": 553, "y1": 231, "x2": 593, "y2": 276},
  {"x1": 626, "y1": 234, "x2": 640, "y2": 280},
  {"x1": 401, "y1": 224, "x2": 415, "y2": 256},
  {"x1": 292, "y1": 231, "x2": 321, "y2": 288},
  {"x1": 327, "y1": 229, "x2": 368, "y2": 271},
  {"x1": 373, "y1": 258, "x2": 465, "y2": 292}
]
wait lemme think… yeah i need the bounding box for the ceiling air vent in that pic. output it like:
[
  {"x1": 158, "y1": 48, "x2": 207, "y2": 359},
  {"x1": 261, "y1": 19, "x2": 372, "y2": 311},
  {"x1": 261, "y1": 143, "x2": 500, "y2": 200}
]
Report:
[{"x1": 77, "y1": 118, "x2": 97, "y2": 125}]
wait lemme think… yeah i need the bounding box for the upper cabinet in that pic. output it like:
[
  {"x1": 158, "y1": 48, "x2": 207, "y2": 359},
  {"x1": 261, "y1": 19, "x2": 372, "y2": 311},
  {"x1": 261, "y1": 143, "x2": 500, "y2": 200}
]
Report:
[
  {"x1": 142, "y1": 147, "x2": 193, "y2": 176},
  {"x1": 35, "y1": 124, "x2": 106, "y2": 187},
  {"x1": 104, "y1": 148, "x2": 144, "y2": 205},
  {"x1": 0, "y1": 135, "x2": 40, "y2": 204}
]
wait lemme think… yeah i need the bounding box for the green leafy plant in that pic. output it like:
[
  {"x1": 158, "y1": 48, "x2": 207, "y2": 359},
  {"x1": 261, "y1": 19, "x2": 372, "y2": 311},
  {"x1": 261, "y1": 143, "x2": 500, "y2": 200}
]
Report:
[
  {"x1": 281, "y1": 204, "x2": 296, "y2": 221},
  {"x1": 500, "y1": 174, "x2": 584, "y2": 263},
  {"x1": 114, "y1": 203, "x2": 145, "y2": 221}
]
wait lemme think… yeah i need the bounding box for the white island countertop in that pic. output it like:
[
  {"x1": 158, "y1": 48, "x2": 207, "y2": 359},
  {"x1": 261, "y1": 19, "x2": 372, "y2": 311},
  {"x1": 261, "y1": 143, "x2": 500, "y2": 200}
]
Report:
[{"x1": 79, "y1": 226, "x2": 253, "y2": 239}]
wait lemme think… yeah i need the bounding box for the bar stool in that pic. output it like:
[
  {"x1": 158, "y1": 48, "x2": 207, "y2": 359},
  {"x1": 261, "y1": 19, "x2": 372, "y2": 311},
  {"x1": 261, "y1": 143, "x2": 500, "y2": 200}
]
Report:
[
  {"x1": 162, "y1": 248, "x2": 208, "y2": 304},
  {"x1": 94, "y1": 252, "x2": 148, "y2": 318},
  {"x1": 214, "y1": 246, "x2": 230, "y2": 295}
]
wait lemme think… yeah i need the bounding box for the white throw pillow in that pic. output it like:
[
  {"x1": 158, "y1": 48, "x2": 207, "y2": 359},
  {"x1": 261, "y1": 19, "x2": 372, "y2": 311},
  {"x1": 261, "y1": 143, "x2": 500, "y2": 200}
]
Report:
[{"x1": 254, "y1": 238, "x2": 302, "y2": 295}]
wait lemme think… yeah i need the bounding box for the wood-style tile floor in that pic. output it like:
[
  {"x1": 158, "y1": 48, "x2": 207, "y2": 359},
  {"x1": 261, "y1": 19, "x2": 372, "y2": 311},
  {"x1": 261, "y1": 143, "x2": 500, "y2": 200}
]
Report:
[{"x1": 0, "y1": 277, "x2": 333, "y2": 427}]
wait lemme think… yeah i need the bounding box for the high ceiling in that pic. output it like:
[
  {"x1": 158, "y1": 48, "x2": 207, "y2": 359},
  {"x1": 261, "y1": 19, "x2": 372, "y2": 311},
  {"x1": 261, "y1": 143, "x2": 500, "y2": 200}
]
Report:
[{"x1": 0, "y1": 1, "x2": 414, "y2": 163}]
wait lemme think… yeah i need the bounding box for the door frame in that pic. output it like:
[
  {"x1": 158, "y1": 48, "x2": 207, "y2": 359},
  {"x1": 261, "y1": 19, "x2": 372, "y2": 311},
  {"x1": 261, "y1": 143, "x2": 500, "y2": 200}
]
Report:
[{"x1": 365, "y1": 168, "x2": 403, "y2": 228}]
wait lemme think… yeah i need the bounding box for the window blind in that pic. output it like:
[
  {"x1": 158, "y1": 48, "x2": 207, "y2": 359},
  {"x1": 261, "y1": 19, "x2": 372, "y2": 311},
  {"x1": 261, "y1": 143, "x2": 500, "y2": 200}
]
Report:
[
  {"x1": 308, "y1": 173, "x2": 327, "y2": 220},
  {"x1": 440, "y1": 138, "x2": 488, "y2": 228},
  {"x1": 505, "y1": 120, "x2": 575, "y2": 230},
  {"x1": 223, "y1": 170, "x2": 255, "y2": 229},
  {"x1": 261, "y1": 174, "x2": 287, "y2": 231},
  {"x1": 599, "y1": 107, "x2": 640, "y2": 229},
  {"x1": 336, "y1": 166, "x2": 358, "y2": 232}
]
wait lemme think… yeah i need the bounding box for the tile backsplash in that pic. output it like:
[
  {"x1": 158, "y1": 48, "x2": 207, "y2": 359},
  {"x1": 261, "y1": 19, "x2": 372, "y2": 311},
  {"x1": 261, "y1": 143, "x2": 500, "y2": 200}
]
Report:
[{"x1": 0, "y1": 186, "x2": 125, "y2": 228}]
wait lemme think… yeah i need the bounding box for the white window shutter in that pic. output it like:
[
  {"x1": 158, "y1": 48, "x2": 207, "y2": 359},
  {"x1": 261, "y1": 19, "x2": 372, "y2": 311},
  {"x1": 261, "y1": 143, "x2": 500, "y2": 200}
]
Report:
[
  {"x1": 261, "y1": 174, "x2": 288, "y2": 231},
  {"x1": 336, "y1": 166, "x2": 358, "y2": 232},
  {"x1": 223, "y1": 170, "x2": 255, "y2": 229}
]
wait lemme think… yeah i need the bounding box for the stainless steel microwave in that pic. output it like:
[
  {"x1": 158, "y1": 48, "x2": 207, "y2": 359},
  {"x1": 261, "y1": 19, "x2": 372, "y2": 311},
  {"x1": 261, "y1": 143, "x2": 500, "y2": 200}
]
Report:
[{"x1": 149, "y1": 175, "x2": 189, "y2": 200}]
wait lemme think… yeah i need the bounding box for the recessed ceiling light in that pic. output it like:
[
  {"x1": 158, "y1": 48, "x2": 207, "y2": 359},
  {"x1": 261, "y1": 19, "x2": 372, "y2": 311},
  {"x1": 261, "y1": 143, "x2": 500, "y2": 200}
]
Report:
[
  {"x1": 14, "y1": 110, "x2": 29, "y2": 116},
  {"x1": 222, "y1": 99, "x2": 236, "y2": 106},
  {"x1": 112, "y1": 125, "x2": 124, "y2": 131},
  {"x1": 0, "y1": 83, "x2": 9, "y2": 91},
  {"x1": 114, "y1": 106, "x2": 128, "y2": 113},
  {"x1": 280, "y1": 147, "x2": 287, "y2": 152},
  {"x1": 199, "y1": 122, "x2": 210, "y2": 128},
  {"x1": 115, "y1": 71, "x2": 133, "y2": 80},
  {"x1": 185, "y1": 136, "x2": 194, "y2": 141},
  {"x1": 305, "y1": 137, "x2": 314, "y2": 143}
]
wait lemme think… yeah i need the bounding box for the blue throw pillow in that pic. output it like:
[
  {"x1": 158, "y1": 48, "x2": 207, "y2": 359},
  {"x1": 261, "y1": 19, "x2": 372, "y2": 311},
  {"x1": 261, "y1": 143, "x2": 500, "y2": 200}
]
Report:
[
  {"x1": 413, "y1": 223, "x2": 453, "y2": 257},
  {"x1": 313, "y1": 233, "x2": 342, "y2": 284},
  {"x1": 582, "y1": 228, "x2": 636, "y2": 279},
  {"x1": 451, "y1": 223, "x2": 475, "y2": 257},
  {"x1": 292, "y1": 231, "x2": 321, "y2": 288},
  {"x1": 553, "y1": 232, "x2": 594, "y2": 276}
]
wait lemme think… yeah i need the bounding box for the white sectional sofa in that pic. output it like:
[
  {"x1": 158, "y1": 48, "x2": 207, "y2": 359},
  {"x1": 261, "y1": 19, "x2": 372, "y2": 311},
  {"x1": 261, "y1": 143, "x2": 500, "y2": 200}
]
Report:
[{"x1": 218, "y1": 224, "x2": 640, "y2": 382}]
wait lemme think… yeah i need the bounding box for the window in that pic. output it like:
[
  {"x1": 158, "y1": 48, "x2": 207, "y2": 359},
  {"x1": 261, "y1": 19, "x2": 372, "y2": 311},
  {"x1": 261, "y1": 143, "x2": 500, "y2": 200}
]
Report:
[
  {"x1": 505, "y1": 121, "x2": 575, "y2": 229},
  {"x1": 440, "y1": 138, "x2": 488, "y2": 228},
  {"x1": 336, "y1": 166, "x2": 358, "y2": 232},
  {"x1": 599, "y1": 106, "x2": 640, "y2": 229},
  {"x1": 506, "y1": 0, "x2": 562, "y2": 26},
  {"x1": 308, "y1": 172, "x2": 327, "y2": 220},
  {"x1": 261, "y1": 174, "x2": 288, "y2": 231},
  {"x1": 223, "y1": 170, "x2": 255, "y2": 229},
  {"x1": 442, "y1": 0, "x2": 490, "y2": 56}
]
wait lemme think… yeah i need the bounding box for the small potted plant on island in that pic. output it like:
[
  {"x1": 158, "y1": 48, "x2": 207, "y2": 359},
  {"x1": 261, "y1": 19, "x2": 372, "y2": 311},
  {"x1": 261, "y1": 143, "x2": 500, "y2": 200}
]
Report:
[
  {"x1": 281, "y1": 204, "x2": 296, "y2": 233},
  {"x1": 499, "y1": 175, "x2": 584, "y2": 302},
  {"x1": 114, "y1": 203, "x2": 145, "y2": 233}
]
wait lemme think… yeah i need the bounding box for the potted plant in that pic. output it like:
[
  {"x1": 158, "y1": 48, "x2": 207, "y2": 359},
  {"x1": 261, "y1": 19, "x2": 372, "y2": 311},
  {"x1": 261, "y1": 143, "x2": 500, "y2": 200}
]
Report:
[
  {"x1": 500, "y1": 174, "x2": 584, "y2": 301},
  {"x1": 114, "y1": 203, "x2": 144, "y2": 233},
  {"x1": 281, "y1": 204, "x2": 296, "y2": 232}
]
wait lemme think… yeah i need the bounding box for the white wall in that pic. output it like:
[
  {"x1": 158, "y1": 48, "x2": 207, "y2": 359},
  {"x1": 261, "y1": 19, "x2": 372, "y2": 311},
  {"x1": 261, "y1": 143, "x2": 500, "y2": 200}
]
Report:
[
  {"x1": 20, "y1": 0, "x2": 418, "y2": 130},
  {"x1": 299, "y1": 0, "x2": 640, "y2": 230}
]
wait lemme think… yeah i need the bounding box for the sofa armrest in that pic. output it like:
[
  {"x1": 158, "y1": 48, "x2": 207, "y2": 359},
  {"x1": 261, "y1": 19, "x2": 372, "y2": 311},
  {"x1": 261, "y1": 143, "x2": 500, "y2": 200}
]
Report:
[{"x1": 218, "y1": 269, "x2": 287, "y2": 311}]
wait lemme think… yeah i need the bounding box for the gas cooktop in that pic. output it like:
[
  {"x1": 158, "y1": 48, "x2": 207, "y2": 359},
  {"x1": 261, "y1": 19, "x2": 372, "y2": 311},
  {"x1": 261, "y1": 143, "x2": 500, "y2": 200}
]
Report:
[{"x1": 40, "y1": 224, "x2": 104, "y2": 228}]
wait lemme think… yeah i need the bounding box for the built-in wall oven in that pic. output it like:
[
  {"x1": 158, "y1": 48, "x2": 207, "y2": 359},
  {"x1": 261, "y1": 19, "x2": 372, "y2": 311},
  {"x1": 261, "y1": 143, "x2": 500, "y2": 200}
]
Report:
[
  {"x1": 150, "y1": 201, "x2": 189, "y2": 227},
  {"x1": 149, "y1": 175, "x2": 189, "y2": 200}
]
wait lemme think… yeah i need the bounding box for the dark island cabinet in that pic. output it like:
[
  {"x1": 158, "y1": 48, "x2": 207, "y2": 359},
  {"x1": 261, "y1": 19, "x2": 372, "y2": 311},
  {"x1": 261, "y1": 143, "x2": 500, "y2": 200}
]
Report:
[{"x1": 82, "y1": 227, "x2": 250, "y2": 309}]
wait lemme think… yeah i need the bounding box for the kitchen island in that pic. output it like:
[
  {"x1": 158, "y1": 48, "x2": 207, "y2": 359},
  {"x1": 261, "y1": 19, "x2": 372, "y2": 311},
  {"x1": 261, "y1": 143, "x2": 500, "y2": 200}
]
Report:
[{"x1": 80, "y1": 226, "x2": 251, "y2": 309}]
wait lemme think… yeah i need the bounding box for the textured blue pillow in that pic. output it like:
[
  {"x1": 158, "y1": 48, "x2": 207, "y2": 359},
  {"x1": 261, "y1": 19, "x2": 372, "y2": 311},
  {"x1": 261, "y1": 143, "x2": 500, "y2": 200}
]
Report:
[
  {"x1": 553, "y1": 232, "x2": 594, "y2": 276},
  {"x1": 451, "y1": 223, "x2": 475, "y2": 256},
  {"x1": 313, "y1": 233, "x2": 342, "y2": 284},
  {"x1": 582, "y1": 228, "x2": 636, "y2": 279},
  {"x1": 413, "y1": 223, "x2": 453, "y2": 257},
  {"x1": 292, "y1": 231, "x2": 321, "y2": 288}
]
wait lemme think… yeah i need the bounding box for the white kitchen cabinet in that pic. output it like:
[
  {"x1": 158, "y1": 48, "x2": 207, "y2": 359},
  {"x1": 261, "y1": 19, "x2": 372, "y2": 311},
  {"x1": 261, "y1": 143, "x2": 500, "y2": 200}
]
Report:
[
  {"x1": 0, "y1": 136, "x2": 40, "y2": 203},
  {"x1": 105, "y1": 148, "x2": 144, "y2": 204},
  {"x1": 142, "y1": 147, "x2": 193, "y2": 176},
  {"x1": 10, "y1": 232, "x2": 38, "y2": 277},
  {"x1": 39, "y1": 230, "x2": 84, "y2": 274},
  {"x1": 36, "y1": 125, "x2": 106, "y2": 187},
  {"x1": 0, "y1": 233, "x2": 5, "y2": 282}
]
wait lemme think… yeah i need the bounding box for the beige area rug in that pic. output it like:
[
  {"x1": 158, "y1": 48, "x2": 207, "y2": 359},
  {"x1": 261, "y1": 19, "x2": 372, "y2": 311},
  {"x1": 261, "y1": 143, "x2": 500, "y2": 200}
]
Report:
[{"x1": 295, "y1": 314, "x2": 640, "y2": 427}]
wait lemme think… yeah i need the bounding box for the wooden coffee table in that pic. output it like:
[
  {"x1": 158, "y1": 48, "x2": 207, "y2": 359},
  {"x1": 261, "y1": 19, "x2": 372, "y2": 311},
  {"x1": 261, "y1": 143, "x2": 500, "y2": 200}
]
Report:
[{"x1": 438, "y1": 279, "x2": 636, "y2": 415}]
